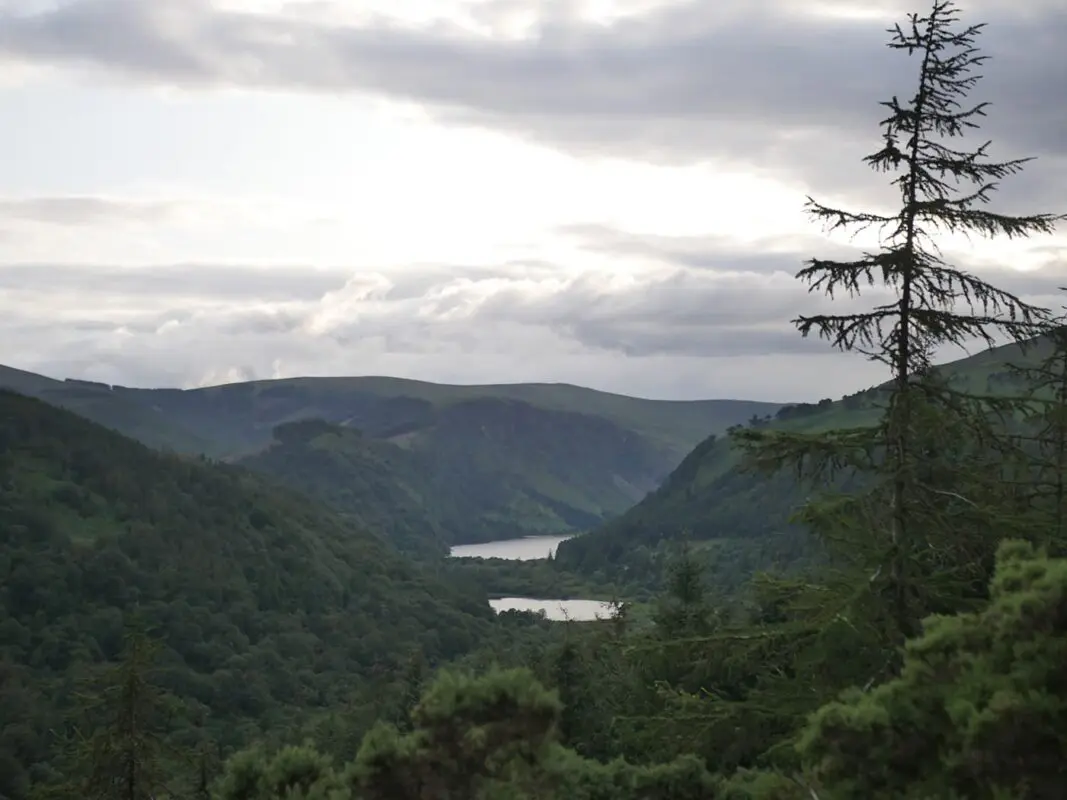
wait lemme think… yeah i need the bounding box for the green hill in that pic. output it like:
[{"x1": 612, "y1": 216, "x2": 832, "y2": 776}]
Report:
[
  {"x1": 0, "y1": 366, "x2": 783, "y2": 541},
  {"x1": 556, "y1": 339, "x2": 1045, "y2": 587},
  {"x1": 0, "y1": 390, "x2": 496, "y2": 793},
  {"x1": 237, "y1": 419, "x2": 466, "y2": 556},
  {"x1": 0, "y1": 365, "x2": 209, "y2": 453},
  {"x1": 238, "y1": 396, "x2": 690, "y2": 549},
  {"x1": 100, "y1": 374, "x2": 783, "y2": 460}
]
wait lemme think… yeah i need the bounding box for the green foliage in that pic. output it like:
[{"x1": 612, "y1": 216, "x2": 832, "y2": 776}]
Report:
[
  {"x1": 0, "y1": 390, "x2": 494, "y2": 797},
  {"x1": 799, "y1": 540, "x2": 1067, "y2": 798},
  {"x1": 240, "y1": 402, "x2": 697, "y2": 544},
  {"x1": 214, "y1": 668, "x2": 720, "y2": 800},
  {"x1": 41, "y1": 626, "x2": 175, "y2": 800},
  {"x1": 238, "y1": 422, "x2": 464, "y2": 557},
  {"x1": 1007, "y1": 320, "x2": 1067, "y2": 546}
]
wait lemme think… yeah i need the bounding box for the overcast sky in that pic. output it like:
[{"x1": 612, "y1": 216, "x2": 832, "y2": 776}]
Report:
[{"x1": 1, "y1": 0, "x2": 1064, "y2": 401}]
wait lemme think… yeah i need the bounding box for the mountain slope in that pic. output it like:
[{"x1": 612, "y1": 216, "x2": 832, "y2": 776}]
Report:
[
  {"x1": 1, "y1": 366, "x2": 784, "y2": 541},
  {"x1": 556, "y1": 339, "x2": 1045, "y2": 585},
  {"x1": 238, "y1": 419, "x2": 464, "y2": 556},
  {"x1": 0, "y1": 368, "x2": 782, "y2": 460},
  {"x1": 239, "y1": 397, "x2": 683, "y2": 549},
  {"x1": 0, "y1": 390, "x2": 495, "y2": 791},
  {"x1": 0, "y1": 364, "x2": 208, "y2": 453}
]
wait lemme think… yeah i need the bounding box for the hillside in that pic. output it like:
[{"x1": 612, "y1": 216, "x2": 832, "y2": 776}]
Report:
[
  {"x1": 0, "y1": 364, "x2": 209, "y2": 453},
  {"x1": 556, "y1": 339, "x2": 1045, "y2": 587},
  {"x1": 238, "y1": 419, "x2": 465, "y2": 556},
  {"x1": 0, "y1": 390, "x2": 496, "y2": 792},
  {"x1": 239, "y1": 397, "x2": 682, "y2": 548},
  {"x1": 1, "y1": 366, "x2": 783, "y2": 541}
]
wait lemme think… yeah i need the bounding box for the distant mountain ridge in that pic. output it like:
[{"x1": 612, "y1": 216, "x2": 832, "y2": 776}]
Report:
[{"x1": 0, "y1": 364, "x2": 785, "y2": 544}]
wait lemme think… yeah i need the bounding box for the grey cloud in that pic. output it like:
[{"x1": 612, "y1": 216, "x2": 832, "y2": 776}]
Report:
[
  {"x1": 558, "y1": 224, "x2": 858, "y2": 274},
  {"x1": 6, "y1": 243, "x2": 1064, "y2": 372},
  {"x1": 558, "y1": 223, "x2": 1067, "y2": 297},
  {"x1": 0, "y1": 262, "x2": 350, "y2": 301},
  {"x1": 4, "y1": 237, "x2": 1064, "y2": 397},
  {"x1": 1, "y1": 0, "x2": 1063, "y2": 206},
  {"x1": 0, "y1": 196, "x2": 180, "y2": 226}
]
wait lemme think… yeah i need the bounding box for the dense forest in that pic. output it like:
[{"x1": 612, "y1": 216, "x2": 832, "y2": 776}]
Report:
[{"x1": 3, "y1": 2, "x2": 1067, "y2": 798}]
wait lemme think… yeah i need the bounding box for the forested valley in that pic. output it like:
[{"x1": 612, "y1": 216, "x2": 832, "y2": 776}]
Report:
[{"x1": 3, "y1": 2, "x2": 1067, "y2": 798}]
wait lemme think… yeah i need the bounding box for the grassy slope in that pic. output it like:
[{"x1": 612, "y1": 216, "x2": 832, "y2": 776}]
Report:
[{"x1": 557, "y1": 339, "x2": 1042, "y2": 582}]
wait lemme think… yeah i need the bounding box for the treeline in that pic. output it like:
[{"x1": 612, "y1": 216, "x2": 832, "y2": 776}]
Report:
[{"x1": 45, "y1": 536, "x2": 1067, "y2": 798}]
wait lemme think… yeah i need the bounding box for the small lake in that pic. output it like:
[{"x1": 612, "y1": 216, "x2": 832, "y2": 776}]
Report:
[
  {"x1": 448, "y1": 534, "x2": 576, "y2": 561},
  {"x1": 490, "y1": 597, "x2": 614, "y2": 622},
  {"x1": 449, "y1": 534, "x2": 610, "y2": 622}
]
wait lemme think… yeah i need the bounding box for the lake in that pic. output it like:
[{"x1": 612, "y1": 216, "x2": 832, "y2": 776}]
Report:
[
  {"x1": 448, "y1": 533, "x2": 576, "y2": 561},
  {"x1": 489, "y1": 597, "x2": 614, "y2": 622},
  {"x1": 449, "y1": 534, "x2": 611, "y2": 622}
]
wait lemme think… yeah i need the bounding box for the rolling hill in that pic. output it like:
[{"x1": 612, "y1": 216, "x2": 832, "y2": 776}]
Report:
[
  {"x1": 0, "y1": 389, "x2": 498, "y2": 795},
  {"x1": 0, "y1": 366, "x2": 785, "y2": 542},
  {"x1": 555, "y1": 339, "x2": 1046, "y2": 587},
  {"x1": 0, "y1": 364, "x2": 210, "y2": 453},
  {"x1": 237, "y1": 419, "x2": 473, "y2": 556}
]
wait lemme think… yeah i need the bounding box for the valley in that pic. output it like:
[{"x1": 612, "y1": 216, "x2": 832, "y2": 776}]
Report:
[
  {"x1": 0, "y1": 364, "x2": 781, "y2": 551},
  {"x1": 3, "y1": 332, "x2": 1066, "y2": 799},
  {"x1": 3, "y1": 3, "x2": 1065, "y2": 796}
]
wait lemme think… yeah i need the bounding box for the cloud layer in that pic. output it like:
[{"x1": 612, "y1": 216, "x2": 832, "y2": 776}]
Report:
[
  {"x1": 4, "y1": 227, "x2": 1064, "y2": 399},
  {"x1": 2, "y1": 0, "x2": 1064, "y2": 188},
  {"x1": 1, "y1": 0, "x2": 1065, "y2": 398}
]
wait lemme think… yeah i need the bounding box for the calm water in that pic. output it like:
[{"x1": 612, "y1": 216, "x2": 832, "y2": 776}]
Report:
[
  {"x1": 489, "y1": 598, "x2": 614, "y2": 622},
  {"x1": 449, "y1": 534, "x2": 609, "y2": 621},
  {"x1": 448, "y1": 534, "x2": 576, "y2": 561}
]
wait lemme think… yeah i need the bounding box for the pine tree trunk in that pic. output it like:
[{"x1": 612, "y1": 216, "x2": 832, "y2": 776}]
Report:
[{"x1": 889, "y1": 23, "x2": 936, "y2": 642}]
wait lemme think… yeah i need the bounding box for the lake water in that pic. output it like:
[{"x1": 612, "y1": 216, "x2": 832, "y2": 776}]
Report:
[
  {"x1": 449, "y1": 534, "x2": 610, "y2": 621},
  {"x1": 489, "y1": 597, "x2": 614, "y2": 621},
  {"x1": 448, "y1": 534, "x2": 576, "y2": 561}
]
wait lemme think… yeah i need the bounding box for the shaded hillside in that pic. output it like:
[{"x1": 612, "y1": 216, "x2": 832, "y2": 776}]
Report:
[
  {"x1": 240, "y1": 399, "x2": 678, "y2": 549},
  {"x1": 0, "y1": 390, "x2": 494, "y2": 791},
  {"x1": 1, "y1": 366, "x2": 783, "y2": 542},
  {"x1": 556, "y1": 339, "x2": 1047, "y2": 587},
  {"x1": 146, "y1": 375, "x2": 783, "y2": 459},
  {"x1": 0, "y1": 365, "x2": 208, "y2": 453},
  {"x1": 238, "y1": 419, "x2": 464, "y2": 556},
  {"x1": 0, "y1": 367, "x2": 783, "y2": 461}
]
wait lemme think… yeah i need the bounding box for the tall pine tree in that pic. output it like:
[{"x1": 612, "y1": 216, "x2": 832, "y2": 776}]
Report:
[{"x1": 735, "y1": 0, "x2": 1063, "y2": 646}]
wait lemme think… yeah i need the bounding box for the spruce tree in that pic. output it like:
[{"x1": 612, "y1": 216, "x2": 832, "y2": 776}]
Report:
[
  {"x1": 735, "y1": 0, "x2": 1063, "y2": 644},
  {"x1": 47, "y1": 626, "x2": 175, "y2": 800}
]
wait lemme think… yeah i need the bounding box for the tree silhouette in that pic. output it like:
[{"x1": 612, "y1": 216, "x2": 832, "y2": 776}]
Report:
[{"x1": 736, "y1": 0, "x2": 1064, "y2": 643}]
